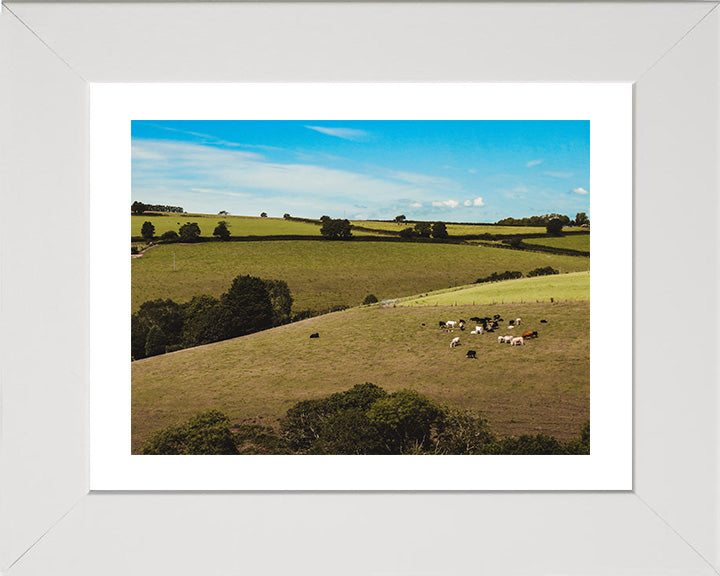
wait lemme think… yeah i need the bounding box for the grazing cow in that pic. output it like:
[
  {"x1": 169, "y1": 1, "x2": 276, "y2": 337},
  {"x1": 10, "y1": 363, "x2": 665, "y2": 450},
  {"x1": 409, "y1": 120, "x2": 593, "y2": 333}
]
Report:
[
  {"x1": 446, "y1": 320, "x2": 458, "y2": 329},
  {"x1": 540, "y1": 319, "x2": 548, "y2": 323},
  {"x1": 511, "y1": 336, "x2": 524, "y2": 346},
  {"x1": 503, "y1": 336, "x2": 513, "y2": 344},
  {"x1": 493, "y1": 314, "x2": 501, "y2": 320},
  {"x1": 470, "y1": 316, "x2": 481, "y2": 323},
  {"x1": 516, "y1": 318, "x2": 522, "y2": 326},
  {"x1": 497, "y1": 336, "x2": 504, "y2": 344},
  {"x1": 522, "y1": 331, "x2": 539, "y2": 339},
  {"x1": 439, "y1": 321, "x2": 446, "y2": 328},
  {"x1": 466, "y1": 350, "x2": 477, "y2": 359},
  {"x1": 508, "y1": 319, "x2": 515, "y2": 326},
  {"x1": 508, "y1": 325, "x2": 514, "y2": 329},
  {"x1": 450, "y1": 336, "x2": 461, "y2": 348},
  {"x1": 309, "y1": 333, "x2": 319, "y2": 338},
  {"x1": 470, "y1": 326, "x2": 482, "y2": 335}
]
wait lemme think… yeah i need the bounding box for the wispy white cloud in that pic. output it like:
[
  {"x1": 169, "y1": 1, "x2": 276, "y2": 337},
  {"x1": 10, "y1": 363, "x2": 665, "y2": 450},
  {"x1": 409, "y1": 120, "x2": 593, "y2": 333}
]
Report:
[
  {"x1": 526, "y1": 159, "x2": 543, "y2": 168},
  {"x1": 468, "y1": 168, "x2": 478, "y2": 174},
  {"x1": 132, "y1": 139, "x2": 466, "y2": 218},
  {"x1": 572, "y1": 187, "x2": 589, "y2": 195},
  {"x1": 471, "y1": 197, "x2": 485, "y2": 207},
  {"x1": 305, "y1": 126, "x2": 369, "y2": 141},
  {"x1": 513, "y1": 185, "x2": 529, "y2": 193},
  {"x1": 544, "y1": 171, "x2": 574, "y2": 178},
  {"x1": 432, "y1": 199, "x2": 460, "y2": 209}
]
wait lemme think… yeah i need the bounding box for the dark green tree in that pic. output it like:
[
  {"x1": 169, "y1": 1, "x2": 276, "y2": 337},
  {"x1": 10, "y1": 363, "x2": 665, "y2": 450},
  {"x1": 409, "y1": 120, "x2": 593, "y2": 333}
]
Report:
[
  {"x1": 181, "y1": 295, "x2": 230, "y2": 347},
  {"x1": 320, "y1": 218, "x2": 352, "y2": 240},
  {"x1": 142, "y1": 410, "x2": 238, "y2": 455},
  {"x1": 220, "y1": 275, "x2": 274, "y2": 337},
  {"x1": 136, "y1": 299, "x2": 184, "y2": 346},
  {"x1": 394, "y1": 214, "x2": 406, "y2": 224},
  {"x1": 264, "y1": 279, "x2": 294, "y2": 326},
  {"x1": 144, "y1": 324, "x2": 166, "y2": 357},
  {"x1": 260, "y1": 212, "x2": 268, "y2": 218},
  {"x1": 431, "y1": 221, "x2": 448, "y2": 239},
  {"x1": 131, "y1": 314, "x2": 150, "y2": 360},
  {"x1": 575, "y1": 212, "x2": 589, "y2": 226},
  {"x1": 218, "y1": 210, "x2": 229, "y2": 215},
  {"x1": 546, "y1": 218, "x2": 564, "y2": 236},
  {"x1": 414, "y1": 222, "x2": 432, "y2": 238},
  {"x1": 213, "y1": 220, "x2": 230, "y2": 240},
  {"x1": 283, "y1": 213, "x2": 291, "y2": 220},
  {"x1": 179, "y1": 222, "x2": 201, "y2": 242},
  {"x1": 141, "y1": 221, "x2": 155, "y2": 240},
  {"x1": 131, "y1": 201, "x2": 147, "y2": 214},
  {"x1": 366, "y1": 389, "x2": 444, "y2": 454}
]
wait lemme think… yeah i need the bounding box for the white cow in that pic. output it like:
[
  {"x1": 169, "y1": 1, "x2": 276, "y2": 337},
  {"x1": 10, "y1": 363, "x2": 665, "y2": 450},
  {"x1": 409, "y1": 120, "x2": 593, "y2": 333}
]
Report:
[
  {"x1": 497, "y1": 336, "x2": 504, "y2": 344},
  {"x1": 511, "y1": 336, "x2": 524, "y2": 346},
  {"x1": 446, "y1": 320, "x2": 457, "y2": 329},
  {"x1": 503, "y1": 336, "x2": 513, "y2": 344},
  {"x1": 516, "y1": 318, "x2": 522, "y2": 326},
  {"x1": 450, "y1": 336, "x2": 461, "y2": 348},
  {"x1": 471, "y1": 325, "x2": 482, "y2": 335}
]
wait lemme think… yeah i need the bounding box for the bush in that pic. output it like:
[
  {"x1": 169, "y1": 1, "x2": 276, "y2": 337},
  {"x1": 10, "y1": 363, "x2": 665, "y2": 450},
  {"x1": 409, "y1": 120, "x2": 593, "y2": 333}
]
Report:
[
  {"x1": 414, "y1": 222, "x2": 432, "y2": 238},
  {"x1": 436, "y1": 409, "x2": 495, "y2": 455},
  {"x1": 234, "y1": 423, "x2": 290, "y2": 455},
  {"x1": 431, "y1": 222, "x2": 448, "y2": 239},
  {"x1": 476, "y1": 270, "x2": 523, "y2": 284},
  {"x1": 399, "y1": 227, "x2": 418, "y2": 239},
  {"x1": 283, "y1": 213, "x2": 291, "y2": 220},
  {"x1": 160, "y1": 230, "x2": 179, "y2": 243},
  {"x1": 131, "y1": 246, "x2": 139, "y2": 255},
  {"x1": 363, "y1": 294, "x2": 379, "y2": 305},
  {"x1": 142, "y1": 410, "x2": 238, "y2": 455},
  {"x1": 527, "y1": 266, "x2": 559, "y2": 277},
  {"x1": 484, "y1": 433, "x2": 568, "y2": 455},
  {"x1": 260, "y1": 212, "x2": 268, "y2": 217},
  {"x1": 320, "y1": 218, "x2": 352, "y2": 240},
  {"x1": 179, "y1": 222, "x2": 201, "y2": 242}
]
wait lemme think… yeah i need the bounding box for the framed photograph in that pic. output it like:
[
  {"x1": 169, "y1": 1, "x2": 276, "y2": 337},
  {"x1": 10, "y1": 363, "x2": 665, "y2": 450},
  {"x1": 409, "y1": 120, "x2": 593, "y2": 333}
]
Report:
[
  {"x1": 2, "y1": 2, "x2": 718, "y2": 574},
  {"x1": 90, "y1": 83, "x2": 630, "y2": 490}
]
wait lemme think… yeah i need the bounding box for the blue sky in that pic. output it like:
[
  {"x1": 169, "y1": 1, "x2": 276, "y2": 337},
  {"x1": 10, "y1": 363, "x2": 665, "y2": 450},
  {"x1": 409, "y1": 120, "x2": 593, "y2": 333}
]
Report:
[{"x1": 131, "y1": 120, "x2": 590, "y2": 222}]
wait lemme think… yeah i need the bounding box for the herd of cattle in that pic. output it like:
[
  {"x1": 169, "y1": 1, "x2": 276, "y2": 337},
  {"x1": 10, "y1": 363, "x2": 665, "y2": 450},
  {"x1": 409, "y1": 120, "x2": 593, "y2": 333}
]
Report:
[{"x1": 441, "y1": 315, "x2": 545, "y2": 359}]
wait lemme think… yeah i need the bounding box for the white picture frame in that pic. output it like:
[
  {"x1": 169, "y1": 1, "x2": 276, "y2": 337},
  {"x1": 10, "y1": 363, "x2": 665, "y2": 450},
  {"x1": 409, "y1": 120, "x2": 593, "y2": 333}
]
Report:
[{"x1": 2, "y1": 2, "x2": 718, "y2": 574}]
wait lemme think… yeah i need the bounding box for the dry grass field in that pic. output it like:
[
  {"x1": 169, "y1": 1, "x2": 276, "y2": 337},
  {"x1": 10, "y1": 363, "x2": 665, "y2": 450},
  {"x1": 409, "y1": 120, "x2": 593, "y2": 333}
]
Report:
[{"x1": 132, "y1": 300, "x2": 589, "y2": 453}]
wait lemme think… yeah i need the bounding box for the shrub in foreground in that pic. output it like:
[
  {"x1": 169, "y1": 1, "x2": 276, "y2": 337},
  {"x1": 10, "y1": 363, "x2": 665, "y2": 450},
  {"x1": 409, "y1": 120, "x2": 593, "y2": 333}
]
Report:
[{"x1": 142, "y1": 410, "x2": 238, "y2": 455}]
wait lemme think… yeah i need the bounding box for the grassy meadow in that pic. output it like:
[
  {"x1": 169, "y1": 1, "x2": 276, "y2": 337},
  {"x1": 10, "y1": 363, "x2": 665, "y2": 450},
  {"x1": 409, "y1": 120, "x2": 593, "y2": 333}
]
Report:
[
  {"x1": 132, "y1": 214, "x2": 391, "y2": 238},
  {"x1": 398, "y1": 271, "x2": 589, "y2": 306},
  {"x1": 523, "y1": 234, "x2": 590, "y2": 252},
  {"x1": 132, "y1": 241, "x2": 590, "y2": 312},
  {"x1": 132, "y1": 300, "x2": 589, "y2": 453}
]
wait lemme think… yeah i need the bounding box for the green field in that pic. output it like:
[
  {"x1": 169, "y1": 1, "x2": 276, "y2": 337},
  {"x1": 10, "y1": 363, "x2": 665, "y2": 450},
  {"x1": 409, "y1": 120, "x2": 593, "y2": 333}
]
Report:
[
  {"x1": 132, "y1": 241, "x2": 591, "y2": 312},
  {"x1": 523, "y1": 234, "x2": 590, "y2": 252},
  {"x1": 398, "y1": 271, "x2": 589, "y2": 306},
  {"x1": 132, "y1": 300, "x2": 589, "y2": 452},
  {"x1": 132, "y1": 214, "x2": 391, "y2": 238}
]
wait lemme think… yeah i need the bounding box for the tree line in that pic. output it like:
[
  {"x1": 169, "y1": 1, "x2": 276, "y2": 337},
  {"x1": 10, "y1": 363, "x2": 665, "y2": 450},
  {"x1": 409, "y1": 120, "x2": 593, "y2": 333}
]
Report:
[
  {"x1": 496, "y1": 212, "x2": 589, "y2": 228},
  {"x1": 132, "y1": 274, "x2": 293, "y2": 360},
  {"x1": 141, "y1": 383, "x2": 590, "y2": 456},
  {"x1": 132, "y1": 201, "x2": 184, "y2": 214}
]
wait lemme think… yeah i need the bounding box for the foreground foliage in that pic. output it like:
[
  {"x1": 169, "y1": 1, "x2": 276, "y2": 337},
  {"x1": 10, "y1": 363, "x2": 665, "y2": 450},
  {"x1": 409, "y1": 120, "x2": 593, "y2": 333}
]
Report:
[{"x1": 142, "y1": 384, "x2": 590, "y2": 456}]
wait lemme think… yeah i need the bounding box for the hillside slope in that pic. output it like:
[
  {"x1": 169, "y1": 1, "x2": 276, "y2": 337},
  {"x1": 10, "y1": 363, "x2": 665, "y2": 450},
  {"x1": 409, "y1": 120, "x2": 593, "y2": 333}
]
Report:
[{"x1": 133, "y1": 300, "x2": 589, "y2": 453}]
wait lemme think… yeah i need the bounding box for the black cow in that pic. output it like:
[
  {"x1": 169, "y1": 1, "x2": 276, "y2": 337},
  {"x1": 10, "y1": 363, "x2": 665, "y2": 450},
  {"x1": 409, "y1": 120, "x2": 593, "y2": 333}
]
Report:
[
  {"x1": 466, "y1": 350, "x2": 477, "y2": 359},
  {"x1": 309, "y1": 333, "x2": 319, "y2": 338},
  {"x1": 470, "y1": 316, "x2": 481, "y2": 322},
  {"x1": 439, "y1": 321, "x2": 446, "y2": 328},
  {"x1": 540, "y1": 319, "x2": 548, "y2": 323},
  {"x1": 493, "y1": 314, "x2": 501, "y2": 320}
]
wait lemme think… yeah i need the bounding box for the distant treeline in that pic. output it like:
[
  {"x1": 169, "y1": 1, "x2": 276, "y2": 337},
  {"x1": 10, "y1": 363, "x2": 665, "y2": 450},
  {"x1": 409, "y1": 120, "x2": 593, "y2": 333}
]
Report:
[
  {"x1": 141, "y1": 383, "x2": 591, "y2": 456},
  {"x1": 132, "y1": 201, "x2": 184, "y2": 214},
  {"x1": 496, "y1": 213, "x2": 571, "y2": 227},
  {"x1": 475, "y1": 266, "x2": 558, "y2": 284}
]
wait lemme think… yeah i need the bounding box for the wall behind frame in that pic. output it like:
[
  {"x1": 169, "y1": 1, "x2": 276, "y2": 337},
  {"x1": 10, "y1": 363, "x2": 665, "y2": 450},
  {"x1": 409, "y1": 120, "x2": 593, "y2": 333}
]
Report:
[
  {"x1": 634, "y1": 7, "x2": 719, "y2": 569},
  {"x1": 0, "y1": 8, "x2": 89, "y2": 571}
]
